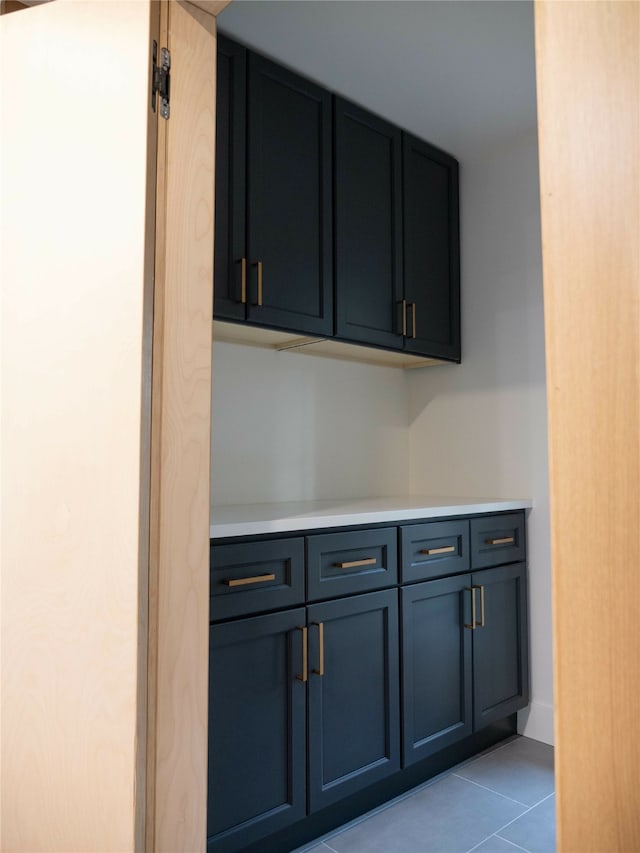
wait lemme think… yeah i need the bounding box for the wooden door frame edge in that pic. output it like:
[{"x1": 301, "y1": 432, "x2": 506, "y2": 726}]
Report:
[{"x1": 145, "y1": 1, "x2": 225, "y2": 849}]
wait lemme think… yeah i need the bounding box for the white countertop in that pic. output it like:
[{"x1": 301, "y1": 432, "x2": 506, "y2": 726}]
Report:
[{"x1": 210, "y1": 496, "x2": 533, "y2": 539}]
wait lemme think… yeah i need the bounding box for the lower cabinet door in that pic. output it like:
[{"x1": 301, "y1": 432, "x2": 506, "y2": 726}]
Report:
[
  {"x1": 472, "y1": 562, "x2": 529, "y2": 729},
  {"x1": 207, "y1": 608, "x2": 307, "y2": 852},
  {"x1": 401, "y1": 575, "x2": 473, "y2": 766},
  {"x1": 307, "y1": 589, "x2": 400, "y2": 812}
]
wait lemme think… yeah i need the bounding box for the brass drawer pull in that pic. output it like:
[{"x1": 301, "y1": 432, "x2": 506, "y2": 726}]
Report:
[
  {"x1": 473, "y1": 584, "x2": 486, "y2": 627},
  {"x1": 420, "y1": 545, "x2": 456, "y2": 556},
  {"x1": 401, "y1": 298, "x2": 407, "y2": 336},
  {"x1": 256, "y1": 260, "x2": 263, "y2": 306},
  {"x1": 222, "y1": 573, "x2": 276, "y2": 587},
  {"x1": 312, "y1": 622, "x2": 324, "y2": 676},
  {"x1": 334, "y1": 557, "x2": 377, "y2": 569},
  {"x1": 410, "y1": 302, "x2": 417, "y2": 339},
  {"x1": 296, "y1": 626, "x2": 308, "y2": 683},
  {"x1": 486, "y1": 536, "x2": 515, "y2": 546},
  {"x1": 240, "y1": 257, "x2": 247, "y2": 304},
  {"x1": 464, "y1": 586, "x2": 477, "y2": 630}
]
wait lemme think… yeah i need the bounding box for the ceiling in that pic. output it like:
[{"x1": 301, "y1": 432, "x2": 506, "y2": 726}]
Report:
[{"x1": 218, "y1": 0, "x2": 537, "y2": 164}]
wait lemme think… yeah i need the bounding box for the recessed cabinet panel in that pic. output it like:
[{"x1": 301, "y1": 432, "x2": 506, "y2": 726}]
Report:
[
  {"x1": 214, "y1": 35, "x2": 246, "y2": 322},
  {"x1": 207, "y1": 609, "x2": 307, "y2": 852},
  {"x1": 401, "y1": 575, "x2": 473, "y2": 766},
  {"x1": 306, "y1": 527, "x2": 398, "y2": 600},
  {"x1": 403, "y1": 134, "x2": 460, "y2": 361},
  {"x1": 470, "y1": 512, "x2": 526, "y2": 569},
  {"x1": 247, "y1": 53, "x2": 333, "y2": 335},
  {"x1": 400, "y1": 519, "x2": 469, "y2": 583},
  {"x1": 307, "y1": 589, "x2": 400, "y2": 812},
  {"x1": 210, "y1": 537, "x2": 305, "y2": 621},
  {"x1": 472, "y1": 563, "x2": 529, "y2": 728},
  {"x1": 335, "y1": 98, "x2": 403, "y2": 349}
]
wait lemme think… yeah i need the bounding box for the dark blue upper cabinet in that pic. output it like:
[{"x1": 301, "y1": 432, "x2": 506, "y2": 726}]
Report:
[
  {"x1": 402, "y1": 134, "x2": 461, "y2": 362},
  {"x1": 214, "y1": 35, "x2": 246, "y2": 322},
  {"x1": 214, "y1": 40, "x2": 333, "y2": 336},
  {"x1": 214, "y1": 38, "x2": 461, "y2": 363},
  {"x1": 334, "y1": 97, "x2": 404, "y2": 349},
  {"x1": 246, "y1": 53, "x2": 333, "y2": 336}
]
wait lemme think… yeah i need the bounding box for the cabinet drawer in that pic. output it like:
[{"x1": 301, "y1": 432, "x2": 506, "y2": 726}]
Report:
[
  {"x1": 470, "y1": 513, "x2": 526, "y2": 569},
  {"x1": 210, "y1": 538, "x2": 305, "y2": 621},
  {"x1": 306, "y1": 528, "x2": 397, "y2": 601},
  {"x1": 400, "y1": 520, "x2": 469, "y2": 583}
]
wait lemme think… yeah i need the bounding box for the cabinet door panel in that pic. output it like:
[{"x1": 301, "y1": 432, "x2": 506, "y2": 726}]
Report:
[
  {"x1": 335, "y1": 98, "x2": 403, "y2": 349},
  {"x1": 472, "y1": 563, "x2": 529, "y2": 729},
  {"x1": 401, "y1": 575, "x2": 473, "y2": 766},
  {"x1": 214, "y1": 35, "x2": 246, "y2": 322},
  {"x1": 403, "y1": 133, "x2": 460, "y2": 361},
  {"x1": 207, "y1": 609, "x2": 306, "y2": 851},
  {"x1": 307, "y1": 589, "x2": 400, "y2": 811},
  {"x1": 247, "y1": 53, "x2": 332, "y2": 335}
]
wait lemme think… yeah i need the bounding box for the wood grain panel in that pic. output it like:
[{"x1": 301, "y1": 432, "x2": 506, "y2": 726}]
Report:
[
  {"x1": 535, "y1": 3, "x2": 640, "y2": 850},
  {"x1": 1, "y1": 2, "x2": 156, "y2": 849},
  {"x1": 147, "y1": 2, "x2": 216, "y2": 850}
]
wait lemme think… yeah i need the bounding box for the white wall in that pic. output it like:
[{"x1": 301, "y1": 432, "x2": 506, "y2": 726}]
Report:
[
  {"x1": 211, "y1": 342, "x2": 410, "y2": 507},
  {"x1": 407, "y1": 129, "x2": 553, "y2": 744}
]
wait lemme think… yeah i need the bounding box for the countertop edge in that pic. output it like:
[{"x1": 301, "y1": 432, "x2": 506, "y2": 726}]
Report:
[{"x1": 210, "y1": 498, "x2": 533, "y2": 540}]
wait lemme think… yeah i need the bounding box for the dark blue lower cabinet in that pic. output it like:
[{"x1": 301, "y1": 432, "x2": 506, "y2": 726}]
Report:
[
  {"x1": 207, "y1": 608, "x2": 307, "y2": 852},
  {"x1": 307, "y1": 589, "x2": 401, "y2": 811},
  {"x1": 472, "y1": 562, "x2": 529, "y2": 728},
  {"x1": 401, "y1": 563, "x2": 528, "y2": 767},
  {"x1": 401, "y1": 575, "x2": 473, "y2": 766}
]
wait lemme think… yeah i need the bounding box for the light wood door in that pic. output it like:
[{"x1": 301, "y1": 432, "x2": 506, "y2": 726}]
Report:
[
  {"x1": 535, "y1": 2, "x2": 640, "y2": 850},
  {"x1": 1, "y1": 1, "x2": 222, "y2": 850},
  {"x1": 1, "y1": 2, "x2": 159, "y2": 850}
]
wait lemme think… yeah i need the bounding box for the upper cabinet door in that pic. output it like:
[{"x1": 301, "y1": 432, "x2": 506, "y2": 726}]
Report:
[
  {"x1": 335, "y1": 98, "x2": 404, "y2": 349},
  {"x1": 247, "y1": 53, "x2": 333, "y2": 336},
  {"x1": 402, "y1": 134, "x2": 461, "y2": 361},
  {"x1": 214, "y1": 35, "x2": 247, "y2": 322}
]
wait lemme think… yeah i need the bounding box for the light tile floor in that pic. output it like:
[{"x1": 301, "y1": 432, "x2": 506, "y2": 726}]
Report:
[{"x1": 298, "y1": 736, "x2": 555, "y2": 853}]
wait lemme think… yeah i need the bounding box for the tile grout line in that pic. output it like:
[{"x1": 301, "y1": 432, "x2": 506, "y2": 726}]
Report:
[
  {"x1": 467, "y1": 832, "x2": 532, "y2": 853},
  {"x1": 451, "y1": 773, "x2": 532, "y2": 807},
  {"x1": 477, "y1": 790, "x2": 556, "y2": 851},
  {"x1": 321, "y1": 844, "x2": 339, "y2": 853}
]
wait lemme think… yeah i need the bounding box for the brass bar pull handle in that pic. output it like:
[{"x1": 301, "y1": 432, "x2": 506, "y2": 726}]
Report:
[
  {"x1": 421, "y1": 545, "x2": 456, "y2": 556},
  {"x1": 473, "y1": 584, "x2": 486, "y2": 628},
  {"x1": 240, "y1": 257, "x2": 247, "y2": 304},
  {"x1": 334, "y1": 557, "x2": 377, "y2": 569},
  {"x1": 401, "y1": 299, "x2": 407, "y2": 336},
  {"x1": 222, "y1": 573, "x2": 276, "y2": 587},
  {"x1": 411, "y1": 302, "x2": 417, "y2": 339},
  {"x1": 486, "y1": 536, "x2": 515, "y2": 546},
  {"x1": 464, "y1": 586, "x2": 477, "y2": 630},
  {"x1": 312, "y1": 622, "x2": 324, "y2": 676},
  {"x1": 295, "y1": 626, "x2": 308, "y2": 682},
  {"x1": 257, "y1": 260, "x2": 263, "y2": 306}
]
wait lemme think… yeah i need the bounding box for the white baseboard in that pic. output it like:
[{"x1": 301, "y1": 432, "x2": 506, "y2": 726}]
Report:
[{"x1": 517, "y1": 700, "x2": 554, "y2": 745}]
